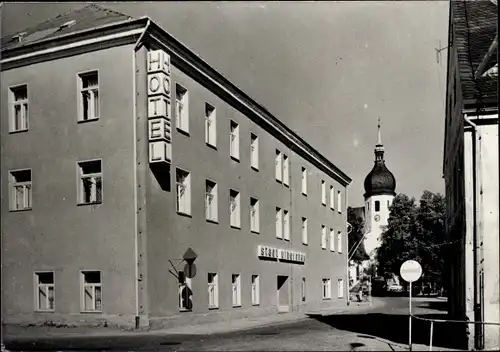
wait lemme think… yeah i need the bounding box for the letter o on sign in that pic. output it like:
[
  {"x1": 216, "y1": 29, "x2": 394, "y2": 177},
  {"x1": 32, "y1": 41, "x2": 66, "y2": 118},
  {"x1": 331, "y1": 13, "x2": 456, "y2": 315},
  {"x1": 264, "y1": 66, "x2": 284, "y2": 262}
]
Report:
[{"x1": 400, "y1": 260, "x2": 422, "y2": 283}]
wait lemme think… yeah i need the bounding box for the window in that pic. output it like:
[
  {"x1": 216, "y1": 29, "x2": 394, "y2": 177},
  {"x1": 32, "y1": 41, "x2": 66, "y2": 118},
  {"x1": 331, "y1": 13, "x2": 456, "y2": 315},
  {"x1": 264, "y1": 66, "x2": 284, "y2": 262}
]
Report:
[
  {"x1": 276, "y1": 207, "x2": 283, "y2": 239},
  {"x1": 321, "y1": 181, "x2": 326, "y2": 205},
  {"x1": 176, "y1": 168, "x2": 191, "y2": 215},
  {"x1": 10, "y1": 85, "x2": 28, "y2": 131},
  {"x1": 321, "y1": 225, "x2": 327, "y2": 249},
  {"x1": 251, "y1": 275, "x2": 260, "y2": 305},
  {"x1": 250, "y1": 133, "x2": 259, "y2": 170},
  {"x1": 302, "y1": 217, "x2": 308, "y2": 244},
  {"x1": 387, "y1": 200, "x2": 390, "y2": 208},
  {"x1": 337, "y1": 190, "x2": 342, "y2": 213},
  {"x1": 9, "y1": 169, "x2": 32, "y2": 210},
  {"x1": 230, "y1": 120, "x2": 240, "y2": 160},
  {"x1": 205, "y1": 103, "x2": 216, "y2": 147},
  {"x1": 301, "y1": 167, "x2": 307, "y2": 195},
  {"x1": 330, "y1": 186, "x2": 335, "y2": 209},
  {"x1": 329, "y1": 228, "x2": 335, "y2": 251},
  {"x1": 178, "y1": 271, "x2": 193, "y2": 311},
  {"x1": 338, "y1": 279, "x2": 344, "y2": 298},
  {"x1": 175, "y1": 84, "x2": 189, "y2": 133},
  {"x1": 301, "y1": 278, "x2": 306, "y2": 302},
  {"x1": 35, "y1": 272, "x2": 54, "y2": 311},
  {"x1": 78, "y1": 160, "x2": 102, "y2": 205},
  {"x1": 205, "y1": 180, "x2": 218, "y2": 222},
  {"x1": 250, "y1": 197, "x2": 260, "y2": 233},
  {"x1": 232, "y1": 274, "x2": 241, "y2": 307},
  {"x1": 283, "y1": 210, "x2": 290, "y2": 241},
  {"x1": 375, "y1": 200, "x2": 380, "y2": 212},
  {"x1": 283, "y1": 154, "x2": 289, "y2": 186},
  {"x1": 79, "y1": 72, "x2": 99, "y2": 121},
  {"x1": 81, "y1": 271, "x2": 102, "y2": 312},
  {"x1": 208, "y1": 273, "x2": 219, "y2": 309},
  {"x1": 322, "y1": 278, "x2": 331, "y2": 299},
  {"x1": 230, "y1": 189, "x2": 241, "y2": 228},
  {"x1": 337, "y1": 231, "x2": 343, "y2": 253},
  {"x1": 275, "y1": 150, "x2": 282, "y2": 182}
]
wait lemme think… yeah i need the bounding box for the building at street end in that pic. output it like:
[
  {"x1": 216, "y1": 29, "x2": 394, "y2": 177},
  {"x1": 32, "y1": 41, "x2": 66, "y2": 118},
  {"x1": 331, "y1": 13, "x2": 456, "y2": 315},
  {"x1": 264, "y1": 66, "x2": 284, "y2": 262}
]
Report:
[
  {"x1": 0, "y1": 5, "x2": 351, "y2": 329},
  {"x1": 362, "y1": 120, "x2": 396, "y2": 265},
  {"x1": 443, "y1": 0, "x2": 499, "y2": 350}
]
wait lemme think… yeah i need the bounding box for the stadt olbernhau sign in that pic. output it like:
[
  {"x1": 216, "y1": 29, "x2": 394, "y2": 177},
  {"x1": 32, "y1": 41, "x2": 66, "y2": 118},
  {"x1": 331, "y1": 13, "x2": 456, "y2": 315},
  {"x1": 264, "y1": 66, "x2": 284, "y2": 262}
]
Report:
[{"x1": 257, "y1": 245, "x2": 306, "y2": 264}]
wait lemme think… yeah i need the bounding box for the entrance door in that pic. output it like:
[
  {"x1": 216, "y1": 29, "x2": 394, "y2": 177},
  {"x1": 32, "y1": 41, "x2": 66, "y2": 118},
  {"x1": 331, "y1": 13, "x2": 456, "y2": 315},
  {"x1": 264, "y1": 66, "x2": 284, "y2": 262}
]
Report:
[{"x1": 277, "y1": 275, "x2": 290, "y2": 313}]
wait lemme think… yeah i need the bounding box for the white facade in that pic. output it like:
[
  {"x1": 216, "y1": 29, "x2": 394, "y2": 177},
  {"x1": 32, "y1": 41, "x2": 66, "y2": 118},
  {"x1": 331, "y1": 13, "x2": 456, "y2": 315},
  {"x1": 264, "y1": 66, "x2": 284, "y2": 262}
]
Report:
[{"x1": 363, "y1": 194, "x2": 394, "y2": 257}]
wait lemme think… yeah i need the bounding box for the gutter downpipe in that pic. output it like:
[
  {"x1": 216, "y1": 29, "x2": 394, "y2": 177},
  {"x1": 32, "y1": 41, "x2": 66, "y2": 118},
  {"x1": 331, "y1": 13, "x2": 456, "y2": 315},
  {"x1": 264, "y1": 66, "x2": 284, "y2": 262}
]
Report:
[
  {"x1": 346, "y1": 185, "x2": 351, "y2": 306},
  {"x1": 463, "y1": 114, "x2": 482, "y2": 347},
  {"x1": 133, "y1": 19, "x2": 151, "y2": 330}
]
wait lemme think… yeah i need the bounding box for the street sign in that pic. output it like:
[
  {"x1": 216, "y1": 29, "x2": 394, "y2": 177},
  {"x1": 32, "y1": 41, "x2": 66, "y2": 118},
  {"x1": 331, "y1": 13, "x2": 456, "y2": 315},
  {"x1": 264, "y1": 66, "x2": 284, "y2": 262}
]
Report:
[
  {"x1": 184, "y1": 263, "x2": 197, "y2": 279},
  {"x1": 400, "y1": 260, "x2": 422, "y2": 283}
]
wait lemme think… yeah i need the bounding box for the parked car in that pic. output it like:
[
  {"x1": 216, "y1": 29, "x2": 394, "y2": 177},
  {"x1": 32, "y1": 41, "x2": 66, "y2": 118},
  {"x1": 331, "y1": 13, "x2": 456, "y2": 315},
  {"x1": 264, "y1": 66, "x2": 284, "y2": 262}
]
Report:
[{"x1": 386, "y1": 283, "x2": 404, "y2": 295}]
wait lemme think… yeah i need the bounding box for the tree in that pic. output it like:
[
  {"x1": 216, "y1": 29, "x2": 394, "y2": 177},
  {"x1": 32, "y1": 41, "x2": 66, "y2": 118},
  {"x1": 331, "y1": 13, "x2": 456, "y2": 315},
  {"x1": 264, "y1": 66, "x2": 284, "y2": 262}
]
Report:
[
  {"x1": 375, "y1": 191, "x2": 446, "y2": 288},
  {"x1": 347, "y1": 207, "x2": 370, "y2": 263}
]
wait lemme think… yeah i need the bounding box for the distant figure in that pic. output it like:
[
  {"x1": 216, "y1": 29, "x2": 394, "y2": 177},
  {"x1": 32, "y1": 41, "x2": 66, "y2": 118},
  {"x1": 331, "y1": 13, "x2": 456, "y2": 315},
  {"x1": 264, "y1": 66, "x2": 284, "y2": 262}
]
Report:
[{"x1": 357, "y1": 285, "x2": 363, "y2": 302}]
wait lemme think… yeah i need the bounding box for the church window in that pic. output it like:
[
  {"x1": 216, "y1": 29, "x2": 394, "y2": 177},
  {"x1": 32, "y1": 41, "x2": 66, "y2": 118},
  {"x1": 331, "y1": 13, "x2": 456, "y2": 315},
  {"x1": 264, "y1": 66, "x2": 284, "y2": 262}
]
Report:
[{"x1": 375, "y1": 200, "x2": 380, "y2": 212}]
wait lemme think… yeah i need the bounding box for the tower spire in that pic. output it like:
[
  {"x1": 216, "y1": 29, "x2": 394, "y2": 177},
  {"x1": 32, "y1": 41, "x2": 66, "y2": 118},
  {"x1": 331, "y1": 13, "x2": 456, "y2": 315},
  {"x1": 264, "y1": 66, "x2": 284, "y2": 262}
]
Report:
[
  {"x1": 374, "y1": 117, "x2": 385, "y2": 162},
  {"x1": 377, "y1": 117, "x2": 382, "y2": 146}
]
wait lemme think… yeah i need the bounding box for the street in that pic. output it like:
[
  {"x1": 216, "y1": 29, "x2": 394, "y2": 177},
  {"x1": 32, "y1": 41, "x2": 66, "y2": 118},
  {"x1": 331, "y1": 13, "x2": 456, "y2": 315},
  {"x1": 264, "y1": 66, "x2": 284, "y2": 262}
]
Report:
[{"x1": 4, "y1": 297, "x2": 464, "y2": 351}]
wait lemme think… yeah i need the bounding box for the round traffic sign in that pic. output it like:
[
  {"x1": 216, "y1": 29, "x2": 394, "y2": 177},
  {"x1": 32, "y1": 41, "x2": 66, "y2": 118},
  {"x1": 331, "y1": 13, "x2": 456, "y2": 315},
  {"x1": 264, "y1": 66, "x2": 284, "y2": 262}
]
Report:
[
  {"x1": 184, "y1": 263, "x2": 197, "y2": 279},
  {"x1": 400, "y1": 260, "x2": 422, "y2": 282}
]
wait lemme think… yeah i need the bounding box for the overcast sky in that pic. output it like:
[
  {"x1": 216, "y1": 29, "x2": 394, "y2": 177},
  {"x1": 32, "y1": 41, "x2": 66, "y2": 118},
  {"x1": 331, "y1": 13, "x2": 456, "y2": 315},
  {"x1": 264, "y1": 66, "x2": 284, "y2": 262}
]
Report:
[{"x1": 1, "y1": 1, "x2": 449, "y2": 206}]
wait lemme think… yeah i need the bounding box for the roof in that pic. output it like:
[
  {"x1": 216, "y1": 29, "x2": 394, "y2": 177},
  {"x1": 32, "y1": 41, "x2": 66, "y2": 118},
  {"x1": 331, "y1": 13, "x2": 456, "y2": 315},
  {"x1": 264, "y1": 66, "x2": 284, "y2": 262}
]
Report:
[
  {"x1": 0, "y1": 4, "x2": 133, "y2": 51},
  {"x1": 0, "y1": 5, "x2": 352, "y2": 185},
  {"x1": 451, "y1": 0, "x2": 498, "y2": 103}
]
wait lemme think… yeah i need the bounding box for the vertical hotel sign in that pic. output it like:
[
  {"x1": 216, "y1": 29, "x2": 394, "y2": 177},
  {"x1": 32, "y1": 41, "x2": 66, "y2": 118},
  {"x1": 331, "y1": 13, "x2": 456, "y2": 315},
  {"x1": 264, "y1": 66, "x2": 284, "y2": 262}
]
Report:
[{"x1": 147, "y1": 50, "x2": 172, "y2": 164}]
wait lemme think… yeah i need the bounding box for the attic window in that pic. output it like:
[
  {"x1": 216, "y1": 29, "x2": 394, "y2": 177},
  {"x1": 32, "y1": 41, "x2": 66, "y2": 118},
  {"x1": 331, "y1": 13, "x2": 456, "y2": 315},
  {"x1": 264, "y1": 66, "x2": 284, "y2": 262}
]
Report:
[
  {"x1": 12, "y1": 32, "x2": 27, "y2": 43},
  {"x1": 60, "y1": 20, "x2": 76, "y2": 30}
]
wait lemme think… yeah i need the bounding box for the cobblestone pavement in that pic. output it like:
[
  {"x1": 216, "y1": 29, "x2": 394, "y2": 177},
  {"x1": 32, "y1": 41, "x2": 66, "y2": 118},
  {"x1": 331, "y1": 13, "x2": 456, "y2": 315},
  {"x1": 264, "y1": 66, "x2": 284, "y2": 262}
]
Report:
[{"x1": 3, "y1": 296, "x2": 464, "y2": 351}]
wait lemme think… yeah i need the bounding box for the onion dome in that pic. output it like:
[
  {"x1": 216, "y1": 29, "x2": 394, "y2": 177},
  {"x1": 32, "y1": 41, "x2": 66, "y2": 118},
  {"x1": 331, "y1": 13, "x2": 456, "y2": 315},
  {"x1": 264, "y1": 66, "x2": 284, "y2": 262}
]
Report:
[{"x1": 363, "y1": 118, "x2": 396, "y2": 198}]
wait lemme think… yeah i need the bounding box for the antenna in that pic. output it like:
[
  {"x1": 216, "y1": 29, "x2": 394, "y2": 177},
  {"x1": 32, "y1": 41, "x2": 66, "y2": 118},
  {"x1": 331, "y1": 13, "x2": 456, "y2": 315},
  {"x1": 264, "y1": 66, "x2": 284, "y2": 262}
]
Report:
[{"x1": 435, "y1": 39, "x2": 448, "y2": 64}]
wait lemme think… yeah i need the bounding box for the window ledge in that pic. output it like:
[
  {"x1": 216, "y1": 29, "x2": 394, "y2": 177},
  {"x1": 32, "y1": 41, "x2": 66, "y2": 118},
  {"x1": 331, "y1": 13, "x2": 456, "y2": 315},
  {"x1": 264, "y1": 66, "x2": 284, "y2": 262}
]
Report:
[
  {"x1": 77, "y1": 118, "x2": 99, "y2": 124},
  {"x1": 206, "y1": 218, "x2": 219, "y2": 224},
  {"x1": 206, "y1": 143, "x2": 217, "y2": 150},
  {"x1": 80, "y1": 310, "x2": 103, "y2": 314},
  {"x1": 302, "y1": 192, "x2": 307, "y2": 197},
  {"x1": 177, "y1": 128, "x2": 190, "y2": 137},
  {"x1": 252, "y1": 304, "x2": 260, "y2": 307},
  {"x1": 35, "y1": 309, "x2": 54, "y2": 313},
  {"x1": 230, "y1": 155, "x2": 240, "y2": 163},
  {"x1": 276, "y1": 237, "x2": 283, "y2": 240},
  {"x1": 77, "y1": 202, "x2": 102, "y2": 207},
  {"x1": 276, "y1": 179, "x2": 282, "y2": 184},
  {"x1": 322, "y1": 298, "x2": 331, "y2": 301},
  {"x1": 179, "y1": 308, "x2": 192, "y2": 313},
  {"x1": 232, "y1": 305, "x2": 242, "y2": 308},
  {"x1": 9, "y1": 128, "x2": 29, "y2": 134},
  {"x1": 302, "y1": 243, "x2": 308, "y2": 246},
  {"x1": 208, "y1": 306, "x2": 219, "y2": 310},
  {"x1": 9, "y1": 207, "x2": 32, "y2": 212},
  {"x1": 251, "y1": 230, "x2": 260, "y2": 235},
  {"x1": 284, "y1": 183, "x2": 290, "y2": 188},
  {"x1": 177, "y1": 212, "x2": 192, "y2": 218},
  {"x1": 230, "y1": 225, "x2": 241, "y2": 230},
  {"x1": 251, "y1": 166, "x2": 259, "y2": 172},
  {"x1": 284, "y1": 238, "x2": 290, "y2": 242}
]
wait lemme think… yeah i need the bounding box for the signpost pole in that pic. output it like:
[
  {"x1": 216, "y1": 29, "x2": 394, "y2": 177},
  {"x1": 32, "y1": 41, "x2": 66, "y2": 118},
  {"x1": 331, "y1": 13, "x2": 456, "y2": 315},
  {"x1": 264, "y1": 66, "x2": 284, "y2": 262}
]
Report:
[{"x1": 409, "y1": 281, "x2": 412, "y2": 352}]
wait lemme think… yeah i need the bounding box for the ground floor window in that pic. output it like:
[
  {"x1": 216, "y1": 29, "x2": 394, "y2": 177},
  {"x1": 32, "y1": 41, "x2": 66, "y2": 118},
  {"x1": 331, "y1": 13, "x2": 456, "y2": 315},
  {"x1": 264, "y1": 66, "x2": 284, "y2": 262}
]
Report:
[
  {"x1": 178, "y1": 271, "x2": 193, "y2": 311},
  {"x1": 338, "y1": 279, "x2": 344, "y2": 298},
  {"x1": 35, "y1": 271, "x2": 54, "y2": 311},
  {"x1": 251, "y1": 275, "x2": 260, "y2": 305},
  {"x1": 208, "y1": 273, "x2": 219, "y2": 309},
  {"x1": 81, "y1": 271, "x2": 102, "y2": 312},
  {"x1": 322, "y1": 278, "x2": 331, "y2": 299},
  {"x1": 232, "y1": 274, "x2": 241, "y2": 307}
]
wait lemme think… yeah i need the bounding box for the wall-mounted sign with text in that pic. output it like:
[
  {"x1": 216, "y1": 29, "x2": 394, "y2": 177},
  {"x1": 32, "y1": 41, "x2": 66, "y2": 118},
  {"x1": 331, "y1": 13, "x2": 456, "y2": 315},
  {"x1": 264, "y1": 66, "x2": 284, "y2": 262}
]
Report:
[
  {"x1": 147, "y1": 49, "x2": 172, "y2": 164},
  {"x1": 257, "y1": 245, "x2": 306, "y2": 264}
]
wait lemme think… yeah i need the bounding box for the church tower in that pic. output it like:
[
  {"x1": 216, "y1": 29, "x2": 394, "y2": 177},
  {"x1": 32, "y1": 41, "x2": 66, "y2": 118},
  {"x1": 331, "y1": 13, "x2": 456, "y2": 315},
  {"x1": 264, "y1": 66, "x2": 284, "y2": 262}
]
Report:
[{"x1": 363, "y1": 118, "x2": 396, "y2": 259}]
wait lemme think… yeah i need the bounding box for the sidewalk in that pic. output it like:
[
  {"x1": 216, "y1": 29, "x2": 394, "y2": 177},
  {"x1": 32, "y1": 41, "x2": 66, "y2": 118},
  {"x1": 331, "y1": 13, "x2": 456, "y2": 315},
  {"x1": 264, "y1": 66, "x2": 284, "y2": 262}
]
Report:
[{"x1": 3, "y1": 298, "x2": 386, "y2": 340}]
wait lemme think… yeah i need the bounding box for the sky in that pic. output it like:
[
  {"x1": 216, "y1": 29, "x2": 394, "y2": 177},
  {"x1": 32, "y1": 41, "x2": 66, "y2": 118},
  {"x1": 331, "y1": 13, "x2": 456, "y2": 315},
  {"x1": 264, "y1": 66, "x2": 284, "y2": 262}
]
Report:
[{"x1": 1, "y1": 1, "x2": 449, "y2": 206}]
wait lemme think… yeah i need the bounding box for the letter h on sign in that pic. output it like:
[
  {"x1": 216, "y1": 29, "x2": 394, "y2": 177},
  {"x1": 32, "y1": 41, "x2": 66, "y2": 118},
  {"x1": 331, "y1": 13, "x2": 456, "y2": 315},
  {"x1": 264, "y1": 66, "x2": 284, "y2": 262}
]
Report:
[{"x1": 147, "y1": 49, "x2": 172, "y2": 164}]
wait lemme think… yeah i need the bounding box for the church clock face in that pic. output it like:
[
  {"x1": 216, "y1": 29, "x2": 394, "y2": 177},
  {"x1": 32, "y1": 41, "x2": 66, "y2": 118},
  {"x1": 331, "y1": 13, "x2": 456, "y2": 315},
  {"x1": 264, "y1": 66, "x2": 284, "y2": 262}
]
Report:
[{"x1": 374, "y1": 215, "x2": 381, "y2": 222}]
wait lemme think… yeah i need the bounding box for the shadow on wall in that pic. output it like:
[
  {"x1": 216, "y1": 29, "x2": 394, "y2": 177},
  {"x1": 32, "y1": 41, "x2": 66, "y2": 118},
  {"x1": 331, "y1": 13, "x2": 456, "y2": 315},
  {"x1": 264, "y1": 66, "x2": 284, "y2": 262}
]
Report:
[{"x1": 307, "y1": 312, "x2": 467, "y2": 350}]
